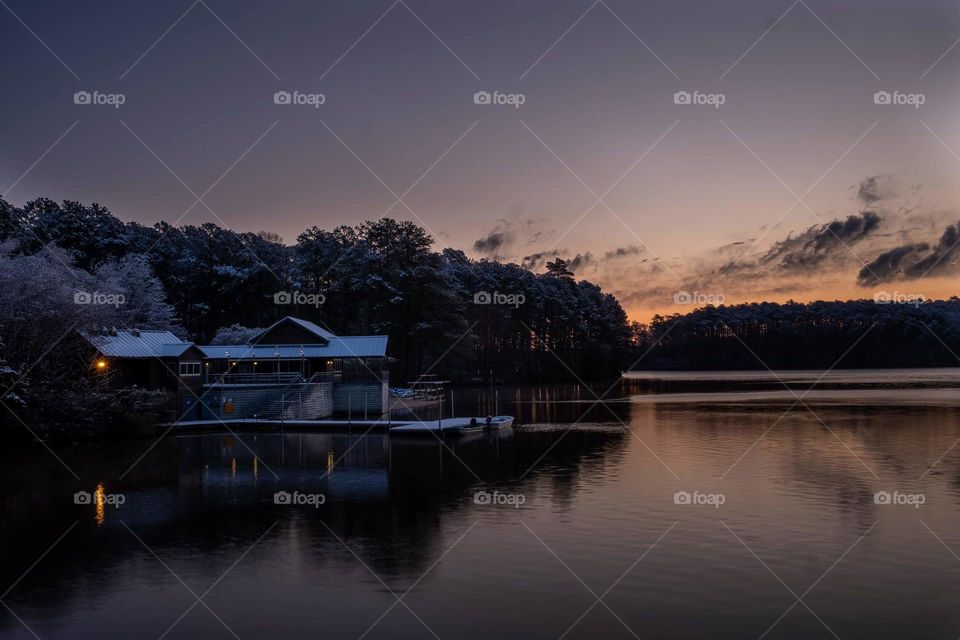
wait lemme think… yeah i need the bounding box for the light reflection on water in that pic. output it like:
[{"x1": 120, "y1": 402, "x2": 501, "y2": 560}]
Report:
[{"x1": 2, "y1": 373, "x2": 960, "y2": 639}]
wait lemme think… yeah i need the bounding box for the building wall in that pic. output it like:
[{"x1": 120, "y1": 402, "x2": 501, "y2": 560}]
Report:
[
  {"x1": 192, "y1": 382, "x2": 334, "y2": 421},
  {"x1": 333, "y1": 381, "x2": 387, "y2": 418}
]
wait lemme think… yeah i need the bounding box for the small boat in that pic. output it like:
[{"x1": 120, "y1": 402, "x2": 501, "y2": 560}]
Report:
[
  {"x1": 389, "y1": 416, "x2": 514, "y2": 436},
  {"x1": 483, "y1": 416, "x2": 514, "y2": 431}
]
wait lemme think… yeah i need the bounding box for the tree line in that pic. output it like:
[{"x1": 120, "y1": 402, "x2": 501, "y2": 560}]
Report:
[
  {"x1": 0, "y1": 197, "x2": 635, "y2": 386},
  {"x1": 635, "y1": 300, "x2": 960, "y2": 370}
]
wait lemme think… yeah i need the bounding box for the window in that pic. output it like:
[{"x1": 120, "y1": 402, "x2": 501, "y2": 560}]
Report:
[{"x1": 179, "y1": 362, "x2": 201, "y2": 377}]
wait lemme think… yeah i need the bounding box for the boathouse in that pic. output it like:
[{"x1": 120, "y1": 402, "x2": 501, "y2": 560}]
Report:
[{"x1": 82, "y1": 317, "x2": 389, "y2": 421}]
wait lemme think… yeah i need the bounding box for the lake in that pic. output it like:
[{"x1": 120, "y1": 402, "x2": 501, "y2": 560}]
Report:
[{"x1": 3, "y1": 369, "x2": 960, "y2": 639}]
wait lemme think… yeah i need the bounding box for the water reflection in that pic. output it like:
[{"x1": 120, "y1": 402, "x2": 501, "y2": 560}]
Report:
[
  {"x1": 94, "y1": 482, "x2": 105, "y2": 526},
  {"x1": 3, "y1": 377, "x2": 960, "y2": 639}
]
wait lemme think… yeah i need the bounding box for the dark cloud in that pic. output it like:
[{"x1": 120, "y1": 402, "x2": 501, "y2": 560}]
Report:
[
  {"x1": 568, "y1": 252, "x2": 595, "y2": 272},
  {"x1": 857, "y1": 174, "x2": 898, "y2": 205},
  {"x1": 602, "y1": 245, "x2": 645, "y2": 261},
  {"x1": 762, "y1": 211, "x2": 881, "y2": 272},
  {"x1": 472, "y1": 216, "x2": 550, "y2": 260},
  {"x1": 522, "y1": 250, "x2": 563, "y2": 270},
  {"x1": 856, "y1": 243, "x2": 929, "y2": 286},
  {"x1": 858, "y1": 221, "x2": 960, "y2": 285},
  {"x1": 522, "y1": 245, "x2": 644, "y2": 273},
  {"x1": 473, "y1": 230, "x2": 508, "y2": 256}
]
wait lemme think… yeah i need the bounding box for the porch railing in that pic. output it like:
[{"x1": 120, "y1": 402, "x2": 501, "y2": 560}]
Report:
[
  {"x1": 204, "y1": 370, "x2": 384, "y2": 386},
  {"x1": 206, "y1": 372, "x2": 307, "y2": 386}
]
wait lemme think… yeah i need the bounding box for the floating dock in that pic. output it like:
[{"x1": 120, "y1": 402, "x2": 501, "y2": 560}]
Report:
[{"x1": 169, "y1": 416, "x2": 514, "y2": 436}]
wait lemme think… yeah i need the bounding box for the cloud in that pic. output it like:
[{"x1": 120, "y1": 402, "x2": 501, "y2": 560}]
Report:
[
  {"x1": 857, "y1": 221, "x2": 960, "y2": 285},
  {"x1": 760, "y1": 211, "x2": 881, "y2": 273},
  {"x1": 568, "y1": 252, "x2": 595, "y2": 272},
  {"x1": 543, "y1": 176, "x2": 957, "y2": 314},
  {"x1": 473, "y1": 230, "x2": 508, "y2": 256},
  {"x1": 856, "y1": 243, "x2": 929, "y2": 286},
  {"x1": 856, "y1": 174, "x2": 898, "y2": 205},
  {"x1": 472, "y1": 215, "x2": 551, "y2": 260},
  {"x1": 602, "y1": 245, "x2": 645, "y2": 261},
  {"x1": 495, "y1": 177, "x2": 953, "y2": 313},
  {"x1": 521, "y1": 250, "x2": 562, "y2": 270},
  {"x1": 521, "y1": 245, "x2": 645, "y2": 273}
]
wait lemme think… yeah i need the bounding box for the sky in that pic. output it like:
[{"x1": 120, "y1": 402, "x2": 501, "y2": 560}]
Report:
[{"x1": 1, "y1": 0, "x2": 959, "y2": 321}]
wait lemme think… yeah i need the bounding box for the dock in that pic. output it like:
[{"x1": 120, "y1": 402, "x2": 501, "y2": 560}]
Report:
[{"x1": 168, "y1": 416, "x2": 514, "y2": 436}]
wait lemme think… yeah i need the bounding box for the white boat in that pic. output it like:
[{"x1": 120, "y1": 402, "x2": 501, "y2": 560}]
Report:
[
  {"x1": 483, "y1": 416, "x2": 514, "y2": 431},
  {"x1": 389, "y1": 416, "x2": 514, "y2": 436}
]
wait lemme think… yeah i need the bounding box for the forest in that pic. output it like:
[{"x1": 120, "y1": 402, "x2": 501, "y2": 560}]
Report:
[
  {"x1": 636, "y1": 300, "x2": 960, "y2": 370},
  {"x1": 0, "y1": 197, "x2": 635, "y2": 395}
]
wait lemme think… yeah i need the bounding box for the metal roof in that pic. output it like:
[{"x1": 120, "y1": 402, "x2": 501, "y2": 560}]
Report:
[
  {"x1": 84, "y1": 330, "x2": 191, "y2": 359},
  {"x1": 199, "y1": 336, "x2": 388, "y2": 359},
  {"x1": 249, "y1": 316, "x2": 336, "y2": 344},
  {"x1": 83, "y1": 319, "x2": 386, "y2": 361},
  {"x1": 159, "y1": 343, "x2": 197, "y2": 357}
]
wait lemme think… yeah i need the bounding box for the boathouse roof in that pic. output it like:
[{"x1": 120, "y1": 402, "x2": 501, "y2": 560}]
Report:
[{"x1": 84, "y1": 329, "x2": 192, "y2": 359}]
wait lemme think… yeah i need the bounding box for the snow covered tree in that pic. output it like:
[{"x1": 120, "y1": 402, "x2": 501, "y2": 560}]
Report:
[
  {"x1": 95, "y1": 254, "x2": 178, "y2": 331},
  {"x1": 210, "y1": 324, "x2": 264, "y2": 345},
  {"x1": 0, "y1": 197, "x2": 16, "y2": 243}
]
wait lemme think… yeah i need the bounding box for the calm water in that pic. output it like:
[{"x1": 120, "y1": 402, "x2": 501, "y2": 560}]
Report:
[{"x1": 3, "y1": 369, "x2": 960, "y2": 639}]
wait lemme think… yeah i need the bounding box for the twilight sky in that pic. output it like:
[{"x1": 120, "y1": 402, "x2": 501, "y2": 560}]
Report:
[{"x1": 2, "y1": 0, "x2": 959, "y2": 320}]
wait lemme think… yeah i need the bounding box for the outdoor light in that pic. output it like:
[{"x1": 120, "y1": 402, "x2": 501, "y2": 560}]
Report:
[{"x1": 96, "y1": 360, "x2": 107, "y2": 369}]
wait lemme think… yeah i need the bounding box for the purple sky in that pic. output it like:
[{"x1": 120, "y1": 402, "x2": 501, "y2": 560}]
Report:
[{"x1": 2, "y1": 0, "x2": 959, "y2": 319}]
